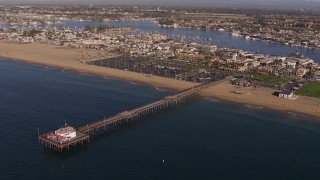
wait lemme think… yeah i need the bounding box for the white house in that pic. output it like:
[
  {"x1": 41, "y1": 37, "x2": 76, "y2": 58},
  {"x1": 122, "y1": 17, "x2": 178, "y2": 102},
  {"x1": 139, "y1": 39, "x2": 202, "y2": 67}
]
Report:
[{"x1": 279, "y1": 90, "x2": 294, "y2": 99}]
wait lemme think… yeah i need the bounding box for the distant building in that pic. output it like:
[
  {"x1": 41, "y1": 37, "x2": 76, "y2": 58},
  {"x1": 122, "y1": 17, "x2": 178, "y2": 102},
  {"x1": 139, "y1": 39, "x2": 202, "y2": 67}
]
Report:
[
  {"x1": 256, "y1": 66, "x2": 272, "y2": 74},
  {"x1": 295, "y1": 68, "x2": 307, "y2": 78},
  {"x1": 314, "y1": 71, "x2": 320, "y2": 81},
  {"x1": 82, "y1": 40, "x2": 105, "y2": 45},
  {"x1": 286, "y1": 59, "x2": 297, "y2": 69},
  {"x1": 142, "y1": 33, "x2": 167, "y2": 42}
]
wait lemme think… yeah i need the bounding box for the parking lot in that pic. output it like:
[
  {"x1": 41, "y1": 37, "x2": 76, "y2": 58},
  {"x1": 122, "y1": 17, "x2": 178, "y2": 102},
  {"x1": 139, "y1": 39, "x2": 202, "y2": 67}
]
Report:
[
  {"x1": 282, "y1": 79, "x2": 306, "y2": 92},
  {"x1": 89, "y1": 56, "x2": 227, "y2": 83}
]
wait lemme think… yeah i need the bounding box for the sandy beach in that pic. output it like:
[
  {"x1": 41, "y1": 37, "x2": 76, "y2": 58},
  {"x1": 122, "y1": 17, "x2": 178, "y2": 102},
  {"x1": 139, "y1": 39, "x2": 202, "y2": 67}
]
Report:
[
  {"x1": 0, "y1": 40, "x2": 319, "y2": 119},
  {"x1": 202, "y1": 84, "x2": 320, "y2": 119}
]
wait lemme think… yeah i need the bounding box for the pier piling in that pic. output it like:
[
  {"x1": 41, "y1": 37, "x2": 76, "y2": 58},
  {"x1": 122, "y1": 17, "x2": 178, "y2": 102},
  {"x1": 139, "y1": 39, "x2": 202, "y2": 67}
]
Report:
[{"x1": 38, "y1": 78, "x2": 230, "y2": 152}]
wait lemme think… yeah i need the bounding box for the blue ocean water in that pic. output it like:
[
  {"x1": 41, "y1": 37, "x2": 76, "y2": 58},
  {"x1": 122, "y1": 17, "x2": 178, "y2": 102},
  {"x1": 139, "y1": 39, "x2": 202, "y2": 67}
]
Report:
[{"x1": 1, "y1": 59, "x2": 320, "y2": 179}]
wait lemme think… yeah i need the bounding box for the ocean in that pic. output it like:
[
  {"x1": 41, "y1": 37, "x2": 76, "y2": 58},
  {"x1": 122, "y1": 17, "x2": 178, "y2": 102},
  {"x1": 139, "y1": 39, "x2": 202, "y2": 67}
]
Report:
[{"x1": 1, "y1": 59, "x2": 320, "y2": 179}]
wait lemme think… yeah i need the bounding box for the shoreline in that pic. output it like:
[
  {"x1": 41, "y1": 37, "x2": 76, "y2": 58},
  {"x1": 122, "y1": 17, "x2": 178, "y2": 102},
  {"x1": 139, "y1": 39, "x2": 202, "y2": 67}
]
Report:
[
  {"x1": 0, "y1": 56, "x2": 195, "y2": 91},
  {"x1": 201, "y1": 96, "x2": 320, "y2": 122},
  {"x1": 200, "y1": 84, "x2": 320, "y2": 119},
  {"x1": 0, "y1": 40, "x2": 319, "y2": 119}
]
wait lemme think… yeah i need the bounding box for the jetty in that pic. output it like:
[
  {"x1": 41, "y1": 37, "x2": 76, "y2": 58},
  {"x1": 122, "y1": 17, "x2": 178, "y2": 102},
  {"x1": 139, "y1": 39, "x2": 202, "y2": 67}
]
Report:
[{"x1": 38, "y1": 77, "x2": 230, "y2": 152}]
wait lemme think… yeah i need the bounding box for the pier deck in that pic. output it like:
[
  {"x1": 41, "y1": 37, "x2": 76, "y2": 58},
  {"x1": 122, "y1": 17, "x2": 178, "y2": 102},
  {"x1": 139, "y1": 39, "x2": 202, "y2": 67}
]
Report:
[
  {"x1": 38, "y1": 77, "x2": 230, "y2": 152},
  {"x1": 38, "y1": 131, "x2": 89, "y2": 152}
]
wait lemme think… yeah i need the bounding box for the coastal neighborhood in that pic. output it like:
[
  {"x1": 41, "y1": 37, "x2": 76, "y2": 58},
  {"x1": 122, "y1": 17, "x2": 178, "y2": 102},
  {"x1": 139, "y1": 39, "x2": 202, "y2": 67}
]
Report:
[
  {"x1": 2, "y1": 5, "x2": 320, "y2": 50},
  {"x1": 1, "y1": 21, "x2": 319, "y2": 99},
  {"x1": 0, "y1": 5, "x2": 319, "y2": 111},
  {"x1": 1, "y1": 24, "x2": 320, "y2": 83},
  {"x1": 2, "y1": 1, "x2": 320, "y2": 179}
]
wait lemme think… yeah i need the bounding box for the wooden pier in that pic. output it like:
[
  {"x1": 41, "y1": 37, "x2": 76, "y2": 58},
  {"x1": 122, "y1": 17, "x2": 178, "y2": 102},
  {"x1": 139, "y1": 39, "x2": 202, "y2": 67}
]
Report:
[
  {"x1": 38, "y1": 78, "x2": 230, "y2": 152},
  {"x1": 38, "y1": 131, "x2": 89, "y2": 152}
]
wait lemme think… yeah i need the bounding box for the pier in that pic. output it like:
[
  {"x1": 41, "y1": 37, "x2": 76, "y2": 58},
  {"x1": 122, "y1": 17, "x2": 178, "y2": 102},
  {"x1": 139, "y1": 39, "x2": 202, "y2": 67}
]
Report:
[{"x1": 38, "y1": 78, "x2": 230, "y2": 152}]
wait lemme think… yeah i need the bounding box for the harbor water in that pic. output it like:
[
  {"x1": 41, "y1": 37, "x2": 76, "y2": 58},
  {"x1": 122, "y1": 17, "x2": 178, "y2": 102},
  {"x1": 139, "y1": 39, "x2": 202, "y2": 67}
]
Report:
[
  {"x1": 1, "y1": 20, "x2": 320, "y2": 63},
  {"x1": 1, "y1": 59, "x2": 320, "y2": 179},
  {"x1": 62, "y1": 20, "x2": 320, "y2": 63}
]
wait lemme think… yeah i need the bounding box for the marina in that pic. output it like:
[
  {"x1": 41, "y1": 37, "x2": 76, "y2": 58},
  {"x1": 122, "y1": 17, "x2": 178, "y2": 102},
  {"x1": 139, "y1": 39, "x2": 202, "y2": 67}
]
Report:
[
  {"x1": 1, "y1": 20, "x2": 320, "y2": 63},
  {"x1": 1, "y1": 3, "x2": 320, "y2": 179}
]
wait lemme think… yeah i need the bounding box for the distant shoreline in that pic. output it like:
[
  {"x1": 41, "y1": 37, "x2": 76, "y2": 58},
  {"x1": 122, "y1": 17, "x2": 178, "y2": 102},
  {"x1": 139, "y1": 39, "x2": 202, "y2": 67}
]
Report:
[{"x1": 0, "y1": 40, "x2": 319, "y2": 119}]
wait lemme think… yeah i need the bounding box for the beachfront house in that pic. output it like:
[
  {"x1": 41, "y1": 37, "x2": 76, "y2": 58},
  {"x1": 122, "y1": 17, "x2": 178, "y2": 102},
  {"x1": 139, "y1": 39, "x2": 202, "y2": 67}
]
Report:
[{"x1": 278, "y1": 90, "x2": 294, "y2": 99}]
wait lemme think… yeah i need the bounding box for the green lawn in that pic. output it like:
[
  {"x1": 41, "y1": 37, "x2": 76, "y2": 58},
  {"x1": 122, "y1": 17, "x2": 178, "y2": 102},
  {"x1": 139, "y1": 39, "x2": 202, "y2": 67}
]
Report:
[
  {"x1": 249, "y1": 73, "x2": 294, "y2": 86},
  {"x1": 297, "y1": 82, "x2": 320, "y2": 98}
]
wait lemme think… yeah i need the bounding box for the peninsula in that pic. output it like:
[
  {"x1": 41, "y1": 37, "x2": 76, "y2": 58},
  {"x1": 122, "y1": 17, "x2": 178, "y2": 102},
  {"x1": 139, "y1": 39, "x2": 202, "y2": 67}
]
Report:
[{"x1": 0, "y1": 40, "x2": 319, "y2": 118}]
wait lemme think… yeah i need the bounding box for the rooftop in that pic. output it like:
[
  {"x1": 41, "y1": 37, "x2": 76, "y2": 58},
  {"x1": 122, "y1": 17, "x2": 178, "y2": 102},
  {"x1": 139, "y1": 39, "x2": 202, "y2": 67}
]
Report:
[{"x1": 280, "y1": 89, "x2": 293, "y2": 95}]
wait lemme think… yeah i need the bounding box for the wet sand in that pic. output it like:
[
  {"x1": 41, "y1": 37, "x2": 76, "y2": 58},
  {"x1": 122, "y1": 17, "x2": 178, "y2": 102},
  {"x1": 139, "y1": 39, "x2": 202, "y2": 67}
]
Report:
[{"x1": 0, "y1": 40, "x2": 319, "y2": 119}]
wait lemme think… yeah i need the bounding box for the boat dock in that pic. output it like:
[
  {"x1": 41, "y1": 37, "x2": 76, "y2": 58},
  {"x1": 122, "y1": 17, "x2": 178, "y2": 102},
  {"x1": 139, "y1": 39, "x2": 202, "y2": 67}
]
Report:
[{"x1": 38, "y1": 78, "x2": 230, "y2": 152}]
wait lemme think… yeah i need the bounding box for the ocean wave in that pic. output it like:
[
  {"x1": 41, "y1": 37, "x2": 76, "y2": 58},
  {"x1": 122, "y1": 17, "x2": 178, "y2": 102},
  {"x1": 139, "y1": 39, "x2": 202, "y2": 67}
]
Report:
[
  {"x1": 155, "y1": 87, "x2": 166, "y2": 91},
  {"x1": 103, "y1": 76, "x2": 117, "y2": 80},
  {"x1": 130, "y1": 81, "x2": 138, "y2": 85},
  {"x1": 287, "y1": 112, "x2": 297, "y2": 118},
  {"x1": 203, "y1": 97, "x2": 221, "y2": 103},
  {"x1": 244, "y1": 104, "x2": 264, "y2": 110}
]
